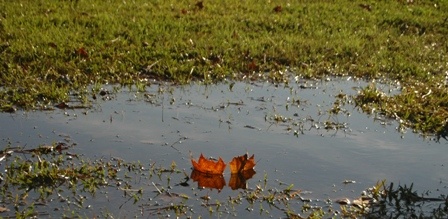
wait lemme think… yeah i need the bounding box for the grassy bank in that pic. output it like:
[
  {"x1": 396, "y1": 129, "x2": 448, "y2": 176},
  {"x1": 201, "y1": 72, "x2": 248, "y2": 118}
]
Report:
[{"x1": 1, "y1": 0, "x2": 447, "y2": 136}]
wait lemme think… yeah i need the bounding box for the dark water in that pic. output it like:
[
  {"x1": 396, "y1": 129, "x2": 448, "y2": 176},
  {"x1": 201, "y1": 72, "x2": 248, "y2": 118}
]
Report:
[{"x1": 1, "y1": 78, "x2": 447, "y2": 217}]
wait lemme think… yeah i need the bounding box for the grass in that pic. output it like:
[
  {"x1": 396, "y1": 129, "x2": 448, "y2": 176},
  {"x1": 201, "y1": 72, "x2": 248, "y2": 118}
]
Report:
[
  {"x1": 0, "y1": 1, "x2": 447, "y2": 130},
  {"x1": 355, "y1": 81, "x2": 448, "y2": 139}
]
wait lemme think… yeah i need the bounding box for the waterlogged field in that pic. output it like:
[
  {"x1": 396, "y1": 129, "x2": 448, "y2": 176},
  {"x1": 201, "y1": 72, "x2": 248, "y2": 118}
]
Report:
[
  {"x1": 1, "y1": 78, "x2": 448, "y2": 218},
  {"x1": 1, "y1": 0, "x2": 448, "y2": 218}
]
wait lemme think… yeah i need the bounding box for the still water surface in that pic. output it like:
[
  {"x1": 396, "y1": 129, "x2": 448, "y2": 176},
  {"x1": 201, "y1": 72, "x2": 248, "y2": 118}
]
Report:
[{"x1": 1, "y1": 78, "x2": 447, "y2": 217}]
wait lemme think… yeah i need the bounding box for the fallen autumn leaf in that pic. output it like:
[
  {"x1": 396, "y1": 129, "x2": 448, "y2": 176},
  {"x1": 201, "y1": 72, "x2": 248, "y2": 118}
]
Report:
[
  {"x1": 191, "y1": 153, "x2": 226, "y2": 175},
  {"x1": 229, "y1": 154, "x2": 256, "y2": 174}
]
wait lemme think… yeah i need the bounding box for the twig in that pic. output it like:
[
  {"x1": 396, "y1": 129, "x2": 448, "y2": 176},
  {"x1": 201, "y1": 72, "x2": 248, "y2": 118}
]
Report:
[{"x1": 152, "y1": 182, "x2": 162, "y2": 194}]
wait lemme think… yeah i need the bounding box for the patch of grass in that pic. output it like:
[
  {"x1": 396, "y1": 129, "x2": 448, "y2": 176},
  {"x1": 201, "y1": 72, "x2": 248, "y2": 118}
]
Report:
[
  {"x1": 1, "y1": 0, "x2": 447, "y2": 136},
  {"x1": 355, "y1": 80, "x2": 448, "y2": 139}
]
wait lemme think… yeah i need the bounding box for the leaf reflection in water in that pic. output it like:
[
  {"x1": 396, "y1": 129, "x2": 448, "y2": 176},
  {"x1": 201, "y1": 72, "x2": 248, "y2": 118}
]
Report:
[{"x1": 190, "y1": 170, "x2": 226, "y2": 191}]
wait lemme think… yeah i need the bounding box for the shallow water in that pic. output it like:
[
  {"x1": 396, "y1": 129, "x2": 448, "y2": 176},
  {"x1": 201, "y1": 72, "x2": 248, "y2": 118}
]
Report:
[{"x1": 1, "y1": 78, "x2": 447, "y2": 217}]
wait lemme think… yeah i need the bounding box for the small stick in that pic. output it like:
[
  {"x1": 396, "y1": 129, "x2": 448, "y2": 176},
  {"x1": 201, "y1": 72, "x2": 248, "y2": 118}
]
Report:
[{"x1": 152, "y1": 182, "x2": 162, "y2": 194}]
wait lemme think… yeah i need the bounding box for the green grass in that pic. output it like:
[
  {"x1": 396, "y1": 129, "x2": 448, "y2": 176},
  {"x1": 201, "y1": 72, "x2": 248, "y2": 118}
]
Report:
[{"x1": 1, "y1": 0, "x2": 448, "y2": 136}]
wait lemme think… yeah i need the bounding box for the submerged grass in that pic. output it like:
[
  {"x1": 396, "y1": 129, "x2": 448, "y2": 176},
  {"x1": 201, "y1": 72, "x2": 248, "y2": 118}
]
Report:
[
  {"x1": 1, "y1": 144, "x2": 447, "y2": 218},
  {"x1": 0, "y1": 1, "x2": 447, "y2": 132}
]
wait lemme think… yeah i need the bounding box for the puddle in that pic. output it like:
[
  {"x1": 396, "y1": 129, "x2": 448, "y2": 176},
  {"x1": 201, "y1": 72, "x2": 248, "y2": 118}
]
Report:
[{"x1": 1, "y1": 78, "x2": 447, "y2": 217}]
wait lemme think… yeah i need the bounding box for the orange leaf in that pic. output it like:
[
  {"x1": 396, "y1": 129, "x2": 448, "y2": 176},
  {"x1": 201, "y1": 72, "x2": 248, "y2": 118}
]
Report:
[
  {"x1": 229, "y1": 154, "x2": 256, "y2": 174},
  {"x1": 191, "y1": 154, "x2": 226, "y2": 175}
]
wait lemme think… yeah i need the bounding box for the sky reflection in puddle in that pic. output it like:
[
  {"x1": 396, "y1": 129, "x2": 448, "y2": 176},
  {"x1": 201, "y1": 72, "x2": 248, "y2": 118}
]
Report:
[{"x1": 1, "y1": 78, "x2": 447, "y2": 217}]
